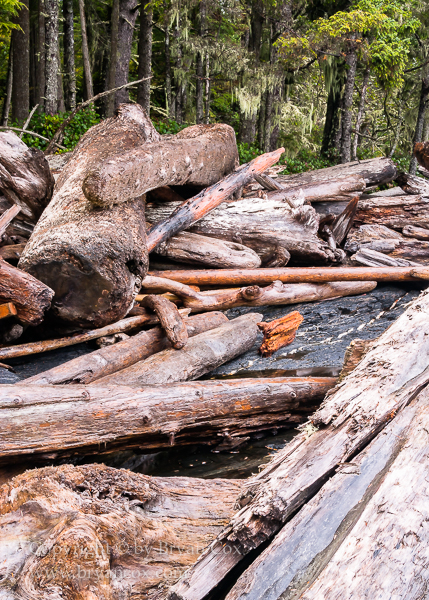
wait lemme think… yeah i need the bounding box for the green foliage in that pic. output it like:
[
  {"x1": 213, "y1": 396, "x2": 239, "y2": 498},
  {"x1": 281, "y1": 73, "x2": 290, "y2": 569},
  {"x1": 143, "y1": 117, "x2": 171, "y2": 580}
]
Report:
[
  {"x1": 0, "y1": 0, "x2": 24, "y2": 34},
  {"x1": 278, "y1": 149, "x2": 335, "y2": 174},
  {"x1": 153, "y1": 118, "x2": 188, "y2": 135},
  {"x1": 237, "y1": 142, "x2": 261, "y2": 164}
]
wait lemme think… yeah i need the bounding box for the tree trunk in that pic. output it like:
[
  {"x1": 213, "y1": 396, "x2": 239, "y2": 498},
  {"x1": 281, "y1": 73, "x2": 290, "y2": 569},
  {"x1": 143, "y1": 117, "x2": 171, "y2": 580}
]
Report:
[
  {"x1": 78, "y1": 0, "x2": 93, "y2": 100},
  {"x1": 0, "y1": 375, "x2": 335, "y2": 461},
  {"x1": 35, "y1": 0, "x2": 46, "y2": 111},
  {"x1": 340, "y1": 45, "x2": 358, "y2": 164},
  {"x1": 174, "y1": 10, "x2": 183, "y2": 124},
  {"x1": 56, "y1": 42, "x2": 66, "y2": 113},
  {"x1": 11, "y1": 0, "x2": 30, "y2": 122},
  {"x1": 165, "y1": 9, "x2": 173, "y2": 117},
  {"x1": 0, "y1": 464, "x2": 242, "y2": 598},
  {"x1": 137, "y1": 4, "x2": 152, "y2": 114},
  {"x1": 106, "y1": 0, "x2": 119, "y2": 117},
  {"x1": 168, "y1": 289, "x2": 429, "y2": 600},
  {"x1": 114, "y1": 0, "x2": 139, "y2": 108},
  {"x1": 24, "y1": 312, "x2": 227, "y2": 385},
  {"x1": 204, "y1": 50, "x2": 210, "y2": 123},
  {"x1": 1, "y1": 44, "x2": 13, "y2": 126},
  {"x1": 409, "y1": 66, "x2": 429, "y2": 175},
  {"x1": 44, "y1": 0, "x2": 59, "y2": 115},
  {"x1": 321, "y1": 60, "x2": 345, "y2": 158},
  {"x1": 352, "y1": 66, "x2": 370, "y2": 160},
  {"x1": 63, "y1": 0, "x2": 76, "y2": 110},
  {"x1": 195, "y1": 0, "x2": 206, "y2": 124}
]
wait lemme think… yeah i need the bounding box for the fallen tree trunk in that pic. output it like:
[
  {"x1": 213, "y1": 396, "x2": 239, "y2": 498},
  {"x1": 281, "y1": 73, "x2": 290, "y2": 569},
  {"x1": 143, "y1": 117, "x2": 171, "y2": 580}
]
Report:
[
  {"x1": 154, "y1": 231, "x2": 262, "y2": 269},
  {"x1": 0, "y1": 377, "x2": 335, "y2": 460},
  {"x1": 224, "y1": 385, "x2": 429, "y2": 600},
  {"x1": 148, "y1": 265, "x2": 429, "y2": 286},
  {"x1": 0, "y1": 259, "x2": 54, "y2": 325},
  {"x1": 140, "y1": 276, "x2": 377, "y2": 312},
  {"x1": 167, "y1": 288, "x2": 429, "y2": 600},
  {"x1": 146, "y1": 195, "x2": 342, "y2": 266},
  {"x1": 354, "y1": 195, "x2": 429, "y2": 231},
  {"x1": 0, "y1": 310, "x2": 191, "y2": 361},
  {"x1": 0, "y1": 131, "x2": 54, "y2": 220},
  {"x1": 23, "y1": 312, "x2": 227, "y2": 385},
  {"x1": 95, "y1": 312, "x2": 262, "y2": 386},
  {"x1": 146, "y1": 148, "x2": 285, "y2": 253},
  {"x1": 0, "y1": 464, "x2": 242, "y2": 599}
]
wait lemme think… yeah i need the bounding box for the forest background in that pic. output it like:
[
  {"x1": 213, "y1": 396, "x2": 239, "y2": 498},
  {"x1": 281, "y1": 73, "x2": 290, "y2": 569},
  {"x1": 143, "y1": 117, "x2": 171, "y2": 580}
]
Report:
[{"x1": 0, "y1": 0, "x2": 428, "y2": 175}]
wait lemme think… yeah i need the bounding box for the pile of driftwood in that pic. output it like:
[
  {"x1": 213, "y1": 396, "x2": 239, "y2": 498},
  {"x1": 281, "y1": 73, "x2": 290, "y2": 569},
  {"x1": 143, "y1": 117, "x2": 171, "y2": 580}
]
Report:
[{"x1": 1, "y1": 105, "x2": 429, "y2": 598}]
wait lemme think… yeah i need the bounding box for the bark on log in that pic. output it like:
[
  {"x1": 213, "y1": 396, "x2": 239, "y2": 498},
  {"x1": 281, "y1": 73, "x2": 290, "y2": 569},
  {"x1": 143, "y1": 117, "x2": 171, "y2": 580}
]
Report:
[
  {"x1": 82, "y1": 122, "x2": 239, "y2": 207},
  {"x1": 276, "y1": 156, "x2": 397, "y2": 188},
  {"x1": 0, "y1": 377, "x2": 335, "y2": 460},
  {"x1": 354, "y1": 195, "x2": 429, "y2": 231},
  {"x1": 0, "y1": 258, "x2": 54, "y2": 325},
  {"x1": 140, "y1": 294, "x2": 188, "y2": 349},
  {"x1": 395, "y1": 171, "x2": 429, "y2": 196},
  {"x1": 414, "y1": 140, "x2": 429, "y2": 171},
  {"x1": 95, "y1": 312, "x2": 262, "y2": 386},
  {"x1": 155, "y1": 231, "x2": 262, "y2": 269},
  {"x1": 0, "y1": 310, "x2": 190, "y2": 361},
  {"x1": 402, "y1": 224, "x2": 429, "y2": 240},
  {"x1": 345, "y1": 224, "x2": 403, "y2": 253},
  {"x1": 0, "y1": 204, "x2": 20, "y2": 239},
  {"x1": 167, "y1": 289, "x2": 429, "y2": 600},
  {"x1": 0, "y1": 131, "x2": 54, "y2": 220},
  {"x1": 140, "y1": 276, "x2": 377, "y2": 312},
  {"x1": 148, "y1": 265, "x2": 429, "y2": 285},
  {"x1": 0, "y1": 242, "x2": 26, "y2": 261},
  {"x1": 224, "y1": 386, "x2": 429, "y2": 600},
  {"x1": 146, "y1": 195, "x2": 342, "y2": 267},
  {"x1": 264, "y1": 176, "x2": 365, "y2": 204},
  {"x1": 23, "y1": 312, "x2": 227, "y2": 385},
  {"x1": 0, "y1": 464, "x2": 242, "y2": 598},
  {"x1": 146, "y1": 149, "x2": 285, "y2": 253},
  {"x1": 258, "y1": 311, "x2": 303, "y2": 357}
]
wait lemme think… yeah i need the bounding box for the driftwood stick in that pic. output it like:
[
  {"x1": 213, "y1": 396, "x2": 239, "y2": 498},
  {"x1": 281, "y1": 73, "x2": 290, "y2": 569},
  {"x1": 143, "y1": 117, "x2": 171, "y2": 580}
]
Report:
[
  {"x1": 0, "y1": 377, "x2": 336, "y2": 460},
  {"x1": 19, "y1": 104, "x2": 39, "y2": 139},
  {"x1": 147, "y1": 147, "x2": 284, "y2": 252},
  {"x1": 0, "y1": 309, "x2": 190, "y2": 361},
  {"x1": 148, "y1": 266, "x2": 429, "y2": 286},
  {"x1": 23, "y1": 312, "x2": 227, "y2": 385},
  {"x1": 0, "y1": 204, "x2": 20, "y2": 238},
  {"x1": 0, "y1": 126, "x2": 67, "y2": 150},
  {"x1": 258, "y1": 311, "x2": 303, "y2": 357},
  {"x1": 140, "y1": 294, "x2": 188, "y2": 349}
]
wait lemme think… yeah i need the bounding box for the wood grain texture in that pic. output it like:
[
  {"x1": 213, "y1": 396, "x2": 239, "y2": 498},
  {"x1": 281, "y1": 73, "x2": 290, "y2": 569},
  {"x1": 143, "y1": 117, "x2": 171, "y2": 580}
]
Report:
[
  {"x1": 141, "y1": 294, "x2": 188, "y2": 349},
  {"x1": 258, "y1": 311, "x2": 303, "y2": 357},
  {"x1": 0, "y1": 302, "x2": 17, "y2": 320},
  {"x1": 354, "y1": 195, "x2": 429, "y2": 230},
  {"x1": 0, "y1": 377, "x2": 335, "y2": 460},
  {"x1": 167, "y1": 289, "x2": 429, "y2": 600},
  {"x1": 0, "y1": 464, "x2": 242, "y2": 599},
  {"x1": 23, "y1": 312, "x2": 227, "y2": 385}
]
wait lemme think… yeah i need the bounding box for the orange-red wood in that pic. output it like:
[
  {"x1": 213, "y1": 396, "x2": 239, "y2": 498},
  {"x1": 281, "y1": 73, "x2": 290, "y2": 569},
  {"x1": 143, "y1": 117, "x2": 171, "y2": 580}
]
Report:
[
  {"x1": 258, "y1": 311, "x2": 304, "y2": 357},
  {"x1": 0, "y1": 302, "x2": 17, "y2": 320}
]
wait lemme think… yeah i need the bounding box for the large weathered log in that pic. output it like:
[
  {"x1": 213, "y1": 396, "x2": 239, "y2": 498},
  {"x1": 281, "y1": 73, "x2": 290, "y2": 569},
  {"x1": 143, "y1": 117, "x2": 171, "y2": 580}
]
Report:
[
  {"x1": 0, "y1": 131, "x2": 54, "y2": 220},
  {"x1": 351, "y1": 247, "x2": 420, "y2": 267},
  {"x1": 0, "y1": 259, "x2": 54, "y2": 325},
  {"x1": 82, "y1": 123, "x2": 239, "y2": 207},
  {"x1": 95, "y1": 312, "x2": 262, "y2": 386},
  {"x1": 351, "y1": 240, "x2": 429, "y2": 266},
  {"x1": 155, "y1": 231, "x2": 262, "y2": 269},
  {"x1": 140, "y1": 276, "x2": 377, "y2": 312},
  {"x1": 277, "y1": 156, "x2": 397, "y2": 188},
  {"x1": 354, "y1": 195, "x2": 429, "y2": 230},
  {"x1": 0, "y1": 464, "x2": 242, "y2": 599},
  {"x1": 23, "y1": 312, "x2": 227, "y2": 385},
  {"x1": 147, "y1": 148, "x2": 285, "y2": 253},
  {"x1": 224, "y1": 386, "x2": 429, "y2": 600},
  {"x1": 395, "y1": 171, "x2": 429, "y2": 196},
  {"x1": 167, "y1": 289, "x2": 429, "y2": 600},
  {"x1": 0, "y1": 310, "x2": 190, "y2": 361},
  {"x1": 0, "y1": 377, "x2": 335, "y2": 460},
  {"x1": 148, "y1": 265, "x2": 429, "y2": 286},
  {"x1": 146, "y1": 195, "x2": 342, "y2": 266}
]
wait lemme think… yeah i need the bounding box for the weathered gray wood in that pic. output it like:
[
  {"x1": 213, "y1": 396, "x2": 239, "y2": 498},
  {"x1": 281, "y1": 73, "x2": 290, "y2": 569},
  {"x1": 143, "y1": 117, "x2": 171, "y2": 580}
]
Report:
[
  {"x1": 0, "y1": 464, "x2": 242, "y2": 599},
  {"x1": 354, "y1": 195, "x2": 429, "y2": 230},
  {"x1": 24, "y1": 312, "x2": 227, "y2": 385},
  {"x1": 0, "y1": 377, "x2": 335, "y2": 460},
  {"x1": 167, "y1": 289, "x2": 429, "y2": 600},
  {"x1": 351, "y1": 246, "x2": 421, "y2": 267},
  {"x1": 395, "y1": 171, "x2": 429, "y2": 196},
  {"x1": 95, "y1": 312, "x2": 262, "y2": 386},
  {"x1": 402, "y1": 224, "x2": 429, "y2": 240},
  {"x1": 0, "y1": 131, "x2": 54, "y2": 220},
  {"x1": 140, "y1": 294, "x2": 188, "y2": 349},
  {"x1": 146, "y1": 196, "x2": 343, "y2": 266}
]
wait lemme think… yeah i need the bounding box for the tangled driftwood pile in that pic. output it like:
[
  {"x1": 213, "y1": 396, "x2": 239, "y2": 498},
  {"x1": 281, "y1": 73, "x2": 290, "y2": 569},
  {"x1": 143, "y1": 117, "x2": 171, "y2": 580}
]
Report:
[{"x1": 1, "y1": 106, "x2": 429, "y2": 598}]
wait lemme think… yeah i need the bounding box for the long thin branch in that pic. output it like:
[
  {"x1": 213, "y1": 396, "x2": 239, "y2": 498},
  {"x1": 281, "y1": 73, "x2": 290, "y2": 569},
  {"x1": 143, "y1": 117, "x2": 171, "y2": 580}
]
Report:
[
  {"x1": 0, "y1": 126, "x2": 66, "y2": 150},
  {"x1": 45, "y1": 76, "x2": 152, "y2": 155},
  {"x1": 19, "y1": 104, "x2": 39, "y2": 139}
]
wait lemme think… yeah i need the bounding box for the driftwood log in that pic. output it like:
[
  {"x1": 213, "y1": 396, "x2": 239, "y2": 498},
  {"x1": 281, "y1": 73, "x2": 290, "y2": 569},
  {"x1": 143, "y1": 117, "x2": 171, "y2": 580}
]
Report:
[
  {"x1": 148, "y1": 265, "x2": 429, "y2": 286},
  {"x1": 354, "y1": 195, "x2": 429, "y2": 230},
  {"x1": 0, "y1": 131, "x2": 54, "y2": 220},
  {"x1": 395, "y1": 171, "x2": 429, "y2": 196},
  {"x1": 403, "y1": 224, "x2": 429, "y2": 240},
  {"x1": 0, "y1": 258, "x2": 54, "y2": 325},
  {"x1": 351, "y1": 240, "x2": 429, "y2": 266},
  {"x1": 23, "y1": 312, "x2": 227, "y2": 385},
  {"x1": 0, "y1": 464, "x2": 242, "y2": 599},
  {"x1": 0, "y1": 377, "x2": 335, "y2": 461},
  {"x1": 146, "y1": 196, "x2": 343, "y2": 266},
  {"x1": 351, "y1": 247, "x2": 421, "y2": 267},
  {"x1": 95, "y1": 313, "x2": 261, "y2": 386},
  {"x1": 139, "y1": 276, "x2": 377, "y2": 312},
  {"x1": 18, "y1": 105, "x2": 240, "y2": 328},
  {"x1": 258, "y1": 311, "x2": 303, "y2": 357},
  {"x1": 167, "y1": 288, "x2": 429, "y2": 600}
]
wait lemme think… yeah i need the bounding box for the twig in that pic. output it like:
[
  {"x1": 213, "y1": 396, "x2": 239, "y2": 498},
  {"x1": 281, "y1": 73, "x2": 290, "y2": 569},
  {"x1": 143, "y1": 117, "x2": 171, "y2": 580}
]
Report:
[
  {"x1": 45, "y1": 76, "x2": 152, "y2": 155},
  {"x1": 0, "y1": 126, "x2": 67, "y2": 150},
  {"x1": 19, "y1": 104, "x2": 39, "y2": 139},
  {"x1": 0, "y1": 204, "x2": 21, "y2": 238}
]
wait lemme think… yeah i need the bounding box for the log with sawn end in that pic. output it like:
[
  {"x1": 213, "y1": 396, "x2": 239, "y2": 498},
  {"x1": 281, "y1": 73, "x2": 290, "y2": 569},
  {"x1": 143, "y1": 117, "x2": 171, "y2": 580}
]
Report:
[
  {"x1": 94, "y1": 312, "x2": 261, "y2": 386},
  {"x1": 167, "y1": 288, "x2": 429, "y2": 600},
  {"x1": 23, "y1": 312, "x2": 228, "y2": 385},
  {"x1": 0, "y1": 377, "x2": 335, "y2": 461}
]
